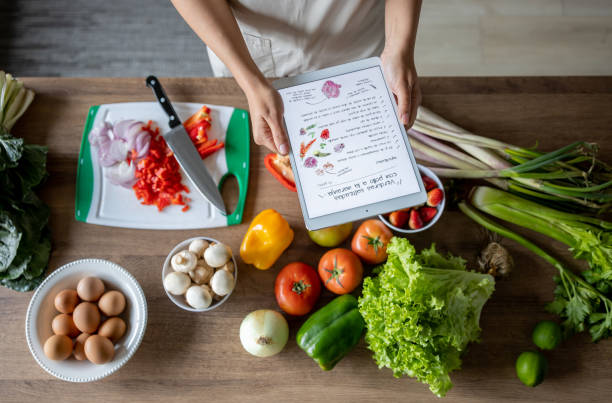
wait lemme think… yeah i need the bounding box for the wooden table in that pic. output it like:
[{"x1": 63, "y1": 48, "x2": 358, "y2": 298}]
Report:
[{"x1": 1, "y1": 77, "x2": 611, "y2": 402}]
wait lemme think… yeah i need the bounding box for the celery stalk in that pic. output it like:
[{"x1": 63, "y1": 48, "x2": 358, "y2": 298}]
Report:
[{"x1": 459, "y1": 202, "x2": 612, "y2": 341}]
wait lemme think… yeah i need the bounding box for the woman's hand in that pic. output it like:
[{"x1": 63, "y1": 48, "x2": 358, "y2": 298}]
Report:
[
  {"x1": 381, "y1": 49, "x2": 421, "y2": 128},
  {"x1": 244, "y1": 80, "x2": 289, "y2": 155}
]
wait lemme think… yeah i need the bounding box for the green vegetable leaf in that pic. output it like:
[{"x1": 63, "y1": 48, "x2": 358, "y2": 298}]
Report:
[
  {"x1": 0, "y1": 270, "x2": 45, "y2": 292},
  {"x1": 566, "y1": 296, "x2": 591, "y2": 326},
  {"x1": 0, "y1": 134, "x2": 24, "y2": 172},
  {"x1": 12, "y1": 144, "x2": 48, "y2": 194},
  {"x1": 0, "y1": 211, "x2": 21, "y2": 272},
  {"x1": 359, "y1": 237, "x2": 495, "y2": 397},
  {"x1": 545, "y1": 297, "x2": 567, "y2": 316},
  {"x1": 23, "y1": 229, "x2": 51, "y2": 280}
]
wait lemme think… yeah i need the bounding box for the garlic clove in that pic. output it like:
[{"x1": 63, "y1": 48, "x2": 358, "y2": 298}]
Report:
[{"x1": 171, "y1": 250, "x2": 197, "y2": 273}]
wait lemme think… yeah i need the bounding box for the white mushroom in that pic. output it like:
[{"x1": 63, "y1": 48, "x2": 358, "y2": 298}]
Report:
[
  {"x1": 163, "y1": 272, "x2": 191, "y2": 295},
  {"x1": 204, "y1": 243, "x2": 231, "y2": 268},
  {"x1": 171, "y1": 250, "x2": 197, "y2": 273},
  {"x1": 201, "y1": 284, "x2": 212, "y2": 295},
  {"x1": 188, "y1": 239, "x2": 209, "y2": 258},
  {"x1": 185, "y1": 285, "x2": 212, "y2": 309},
  {"x1": 189, "y1": 265, "x2": 214, "y2": 285},
  {"x1": 210, "y1": 269, "x2": 234, "y2": 297},
  {"x1": 220, "y1": 261, "x2": 235, "y2": 274}
]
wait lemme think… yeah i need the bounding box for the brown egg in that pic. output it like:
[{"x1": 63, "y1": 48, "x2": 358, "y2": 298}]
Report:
[
  {"x1": 73, "y1": 302, "x2": 101, "y2": 333},
  {"x1": 76, "y1": 276, "x2": 105, "y2": 301},
  {"x1": 43, "y1": 334, "x2": 73, "y2": 361},
  {"x1": 51, "y1": 313, "x2": 80, "y2": 338},
  {"x1": 98, "y1": 290, "x2": 126, "y2": 316},
  {"x1": 98, "y1": 317, "x2": 127, "y2": 342},
  {"x1": 84, "y1": 335, "x2": 114, "y2": 364},
  {"x1": 73, "y1": 333, "x2": 90, "y2": 361},
  {"x1": 54, "y1": 289, "x2": 79, "y2": 314}
]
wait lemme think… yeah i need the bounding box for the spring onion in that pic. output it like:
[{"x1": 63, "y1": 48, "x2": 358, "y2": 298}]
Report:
[{"x1": 411, "y1": 107, "x2": 612, "y2": 213}]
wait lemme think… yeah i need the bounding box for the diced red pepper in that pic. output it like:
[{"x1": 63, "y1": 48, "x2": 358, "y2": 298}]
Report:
[
  {"x1": 132, "y1": 122, "x2": 190, "y2": 212},
  {"x1": 131, "y1": 106, "x2": 224, "y2": 213}
]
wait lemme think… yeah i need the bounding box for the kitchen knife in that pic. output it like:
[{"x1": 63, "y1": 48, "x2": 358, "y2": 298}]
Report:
[{"x1": 145, "y1": 75, "x2": 226, "y2": 215}]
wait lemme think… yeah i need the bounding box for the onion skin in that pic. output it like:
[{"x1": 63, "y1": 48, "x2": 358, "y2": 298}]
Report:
[{"x1": 239, "y1": 310, "x2": 288, "y2": 357}]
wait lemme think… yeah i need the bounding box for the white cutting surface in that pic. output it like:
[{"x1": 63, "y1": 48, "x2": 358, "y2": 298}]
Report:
[{"x1": 84, "y1": 102, "x2": 237, "y2": 229}]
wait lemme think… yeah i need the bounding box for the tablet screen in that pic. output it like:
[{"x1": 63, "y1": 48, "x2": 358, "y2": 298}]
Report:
[{"x1": 278, "y1": 65, "x2": 420, "y2": 219}]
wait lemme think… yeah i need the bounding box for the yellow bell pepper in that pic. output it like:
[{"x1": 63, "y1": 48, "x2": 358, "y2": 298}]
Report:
[{"x1": 240, "y1": 209, "x2": 294, "y2": 270}]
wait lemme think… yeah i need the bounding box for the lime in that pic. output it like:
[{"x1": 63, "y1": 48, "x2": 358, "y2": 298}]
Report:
[
  {"x1": 532, "y1": 320, "x2": 562, "y2": 350},
  {"x1": 516, "y1": 351, "x2": 548, "y2": 387}
]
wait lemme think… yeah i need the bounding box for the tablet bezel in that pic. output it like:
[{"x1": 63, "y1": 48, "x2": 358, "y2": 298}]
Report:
[{"x1": 273, "y1": 57, "x2": 426, "y2": 230}]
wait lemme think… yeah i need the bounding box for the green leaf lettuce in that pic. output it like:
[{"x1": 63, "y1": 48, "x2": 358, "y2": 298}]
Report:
[{"x1": 358, "y1": 237, "x2": 495, "y2": 397}]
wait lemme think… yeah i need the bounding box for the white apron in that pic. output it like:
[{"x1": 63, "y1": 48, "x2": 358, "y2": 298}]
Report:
[{"x1": 207, "y1": 0, "x2": 385, "y2": 77}]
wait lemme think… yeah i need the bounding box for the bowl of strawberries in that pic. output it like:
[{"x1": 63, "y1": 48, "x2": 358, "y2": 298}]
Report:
[{"x1": 379, "y1": 165, "x2": 445, "y2": 233}]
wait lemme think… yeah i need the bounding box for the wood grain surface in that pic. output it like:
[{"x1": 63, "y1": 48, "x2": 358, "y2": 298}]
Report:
[{"x1": 1, "y1": 77, "x2": 611, "y2": 402}]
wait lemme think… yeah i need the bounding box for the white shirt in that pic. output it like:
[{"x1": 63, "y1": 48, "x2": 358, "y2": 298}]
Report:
[{"x1": 207, "y1": 0, "x2": 385, "y2": 77}]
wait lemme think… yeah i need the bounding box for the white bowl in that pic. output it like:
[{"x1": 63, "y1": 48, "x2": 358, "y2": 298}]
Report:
[
  {"x1": 25, "y1": 259, "x2": 148, "y2": 382},
  {"x1": 379, "y1": 165, "x2": 446, "y2": 233},
  {"x1": 162, "y1": 237, "x2": 238, "y2": 312}
]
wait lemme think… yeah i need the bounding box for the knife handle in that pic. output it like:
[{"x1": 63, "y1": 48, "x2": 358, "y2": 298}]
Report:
[{"x1": 145, "y1": 75, "x2": 181, "y2": 128}]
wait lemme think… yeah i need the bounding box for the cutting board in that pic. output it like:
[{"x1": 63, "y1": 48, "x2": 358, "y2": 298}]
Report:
[{"x1": 75, "y1": 102, "x2": 250, "y2": 229}]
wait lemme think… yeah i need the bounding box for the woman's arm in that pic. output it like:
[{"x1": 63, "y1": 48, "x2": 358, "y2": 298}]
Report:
[
  {"x1": 171, "y1": 0, "x2": 289, "y2": 154},
  {"x1": 381, "y1": 0, "x2": 422, "y2": 127}
]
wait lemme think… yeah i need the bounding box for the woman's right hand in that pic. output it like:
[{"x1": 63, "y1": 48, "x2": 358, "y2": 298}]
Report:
[{"x1": 244, "y1": 80, "x2": 289, "y2": 155}]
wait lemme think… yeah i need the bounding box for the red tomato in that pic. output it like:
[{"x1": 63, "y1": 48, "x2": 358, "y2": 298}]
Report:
[
  {"x1": 275, "y1": 262, "x2": 321, "y2": 316},
  {"x1": 317, "y1": 249, "x2": 363, "y2": 295},
  {"x1": 351, "y1": 219, "x2": 393, "y2": 264}
]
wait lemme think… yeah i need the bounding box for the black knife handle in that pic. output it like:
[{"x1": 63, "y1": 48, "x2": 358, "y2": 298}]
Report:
[{"x1": 145, "y1": 75, "x2": 181, "y2": 128}]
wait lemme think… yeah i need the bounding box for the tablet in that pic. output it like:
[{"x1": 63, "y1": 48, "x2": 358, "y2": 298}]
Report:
[{"x1": 274, "y1": 57, "x2": 426, "y2": 230}]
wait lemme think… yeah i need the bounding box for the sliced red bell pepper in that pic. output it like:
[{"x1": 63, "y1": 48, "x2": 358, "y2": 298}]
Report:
[
  {"x1": 198, "y1": 138, "x2": 218, "y2": 151},
  {"x1": 183, "y1": 105, "x2": 211, "y2": 132},
  {"x1": 199, "y1": 142, "x2": 224, "y2": 159},
  {"x1": 264, "y1": 153, "x2": 297, "y2": 192}
]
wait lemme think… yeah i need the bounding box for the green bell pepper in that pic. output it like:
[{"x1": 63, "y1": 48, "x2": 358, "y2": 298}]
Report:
[{"x1": 296, "y1": 294, "x2": 365, "y2": 370}]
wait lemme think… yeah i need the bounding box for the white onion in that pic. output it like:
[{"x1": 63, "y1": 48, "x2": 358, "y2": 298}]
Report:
[{"x1": 239, "y1": 310, "x2": 288, "y2": 357}]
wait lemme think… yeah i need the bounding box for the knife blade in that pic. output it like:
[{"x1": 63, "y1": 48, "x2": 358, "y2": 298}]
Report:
[{"x1": 146, "y1": 75, "x2": 226, "y2": 215}]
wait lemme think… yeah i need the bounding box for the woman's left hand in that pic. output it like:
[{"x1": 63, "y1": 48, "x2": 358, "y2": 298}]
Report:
[{"x1": 381, "y1": 49, "x2": 421, "y2": 128}]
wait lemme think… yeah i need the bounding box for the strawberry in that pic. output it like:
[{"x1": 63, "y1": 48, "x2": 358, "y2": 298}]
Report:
[
  {"x1": 408, "y1": 209, "x2": 423, "y2": 230},
  {"x1": 389, "y1": 210, "x2": 410, "y2": 228},
  {"x1": 427, "y1": 188, "x2": 444, "y2": 207},
  {"x1": 419, "y1": 206, "x2": 437, "y2": 223},
  {"x1": 422, "y1": 175, "x2": 437, "y2": 191}
]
